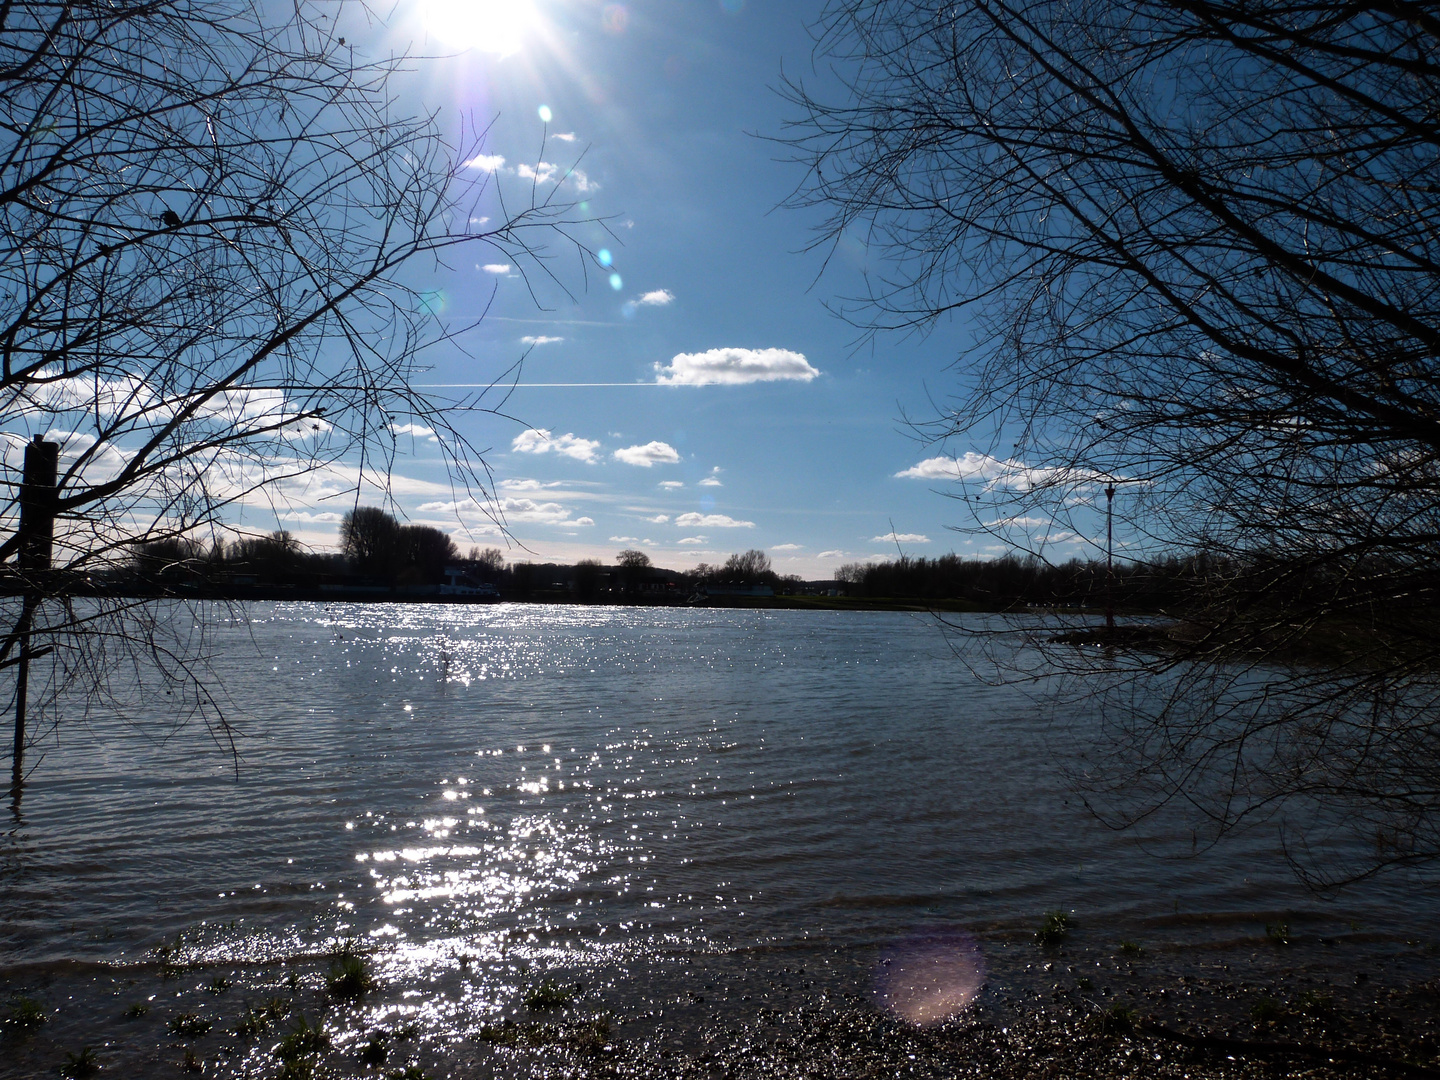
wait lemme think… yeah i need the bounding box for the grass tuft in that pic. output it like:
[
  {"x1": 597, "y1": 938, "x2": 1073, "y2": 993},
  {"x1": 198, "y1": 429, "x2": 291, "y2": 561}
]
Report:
[
  {"x1": 523, "y1": 978, "x2": 577, "y2": 1010},
  {"x1": 58, "y1": 1047, "x2": 99, "y2": 1079},
  {"x1": 167, "y1": 1013, "x2": 212, "y2": 1038},
  {"x1": 327, "y1": 953, "x2": 376, "y2": 1000},
  {"x1": 1035, "y1": 911, "x2": 1073, "y2": 947}
]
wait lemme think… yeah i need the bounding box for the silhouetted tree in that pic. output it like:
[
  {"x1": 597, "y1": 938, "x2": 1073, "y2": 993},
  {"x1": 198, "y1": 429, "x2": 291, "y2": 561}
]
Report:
[
  {"x1": 0, "y1": 0, "x2": 596, "y2": 779},
  {"x1": 339, "y1": 508, "x2": 402, "y2": 579},
  {"x1": 785, "y1": 0, "x2": 1440, "y2": 881}
]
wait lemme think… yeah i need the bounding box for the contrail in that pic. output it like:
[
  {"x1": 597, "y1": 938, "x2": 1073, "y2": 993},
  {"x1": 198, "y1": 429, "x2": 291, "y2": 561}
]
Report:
[{"x1": 416, "y1": 382, "x2": 667, "y2": 388}]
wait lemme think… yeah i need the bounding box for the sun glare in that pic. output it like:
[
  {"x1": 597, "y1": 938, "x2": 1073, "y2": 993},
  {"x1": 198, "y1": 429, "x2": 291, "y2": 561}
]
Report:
[{"x1": 424, "y1": 0, "x2": 538, "y2": 55}]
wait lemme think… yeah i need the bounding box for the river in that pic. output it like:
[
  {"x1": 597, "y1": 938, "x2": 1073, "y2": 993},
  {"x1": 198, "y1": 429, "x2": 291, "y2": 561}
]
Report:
[{"x1": 0, "y1": 603, "x2": 1431, "y2": 1076}]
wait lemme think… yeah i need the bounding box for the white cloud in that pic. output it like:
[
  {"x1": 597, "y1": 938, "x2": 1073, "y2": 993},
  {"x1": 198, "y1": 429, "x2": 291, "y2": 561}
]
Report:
[
  {"x1": 511, "y1": 428, "x2": 601, "y2": 463},
  {"x1": 895, "y1": 451, "x2": 1092, "y2": 491},
  {"x1": 482, "y1": 263, "x2": 512, "y2": 274},
  {"x1": 698, "y1": 466, "x2": 723, "y2": 487},
  {"x1": 521, "y1": 335, "x2": 564, "y2": 345},
  {"x1": 675, "y1": 512, "x2": 754, "y2": 528},
  {"x1": 613, "y1": 441, "x2": 680, "y2": 467},
  {"x1": 464, "y1": 153, "x2": 506, "y2": 172},
  {"x1": 278, "y1": 510, "x2": 345, "y2": 524},
  {"x1": 390, "y1": 422, "x2": 435, "y2": 439},
  {"x1": 987, "y1": 515, "x2": 1051, "y2": 527},
  {"x1": 678, "y1": 536, "x2": 707, "y2": 545},
  {"x1": 646, "y1": 514, "x2": 670, "y2": 523},
  {"x1": 872, "y1": 532, "x2": 930, "y2": 544},
  {"x1": 500, "y1": 478, "x2": 564, "y2": 492},
  {"x1": 817, "y1": 550, "x2": 845, "y2": 559},
  {"x1": 417, "y1": 495, "x2": 590, "y2": 528},
  {"x1": 659, "y1": 480, "x2": 685, "y2": 489},
  {"x1": 610, "y1": 535, "x2": 639, "y2": 543},
  {"x1": 551, "y1": 132, "x2": 577, "y2": 142},
  {"x1": 655, "y1": 347, "x2": 819, "y2": 387},
  {"x1": 772, "y1": 543, "x2": 802, "y2": 551},
  {"x1": 637, "y1": 289, "x2": 674, "y2": 306},
  {"x1": 517, "y1": 161, "x2": 597, "y2": 192},
  {"x1": 469, "y1": 216, "x2": 490, "y2": 225}
]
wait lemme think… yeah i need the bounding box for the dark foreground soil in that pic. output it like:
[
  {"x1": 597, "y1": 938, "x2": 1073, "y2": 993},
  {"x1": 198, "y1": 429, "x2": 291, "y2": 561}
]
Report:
[{"x1": 5, "y1": 963, "x2": 1439, "y2": 1079}]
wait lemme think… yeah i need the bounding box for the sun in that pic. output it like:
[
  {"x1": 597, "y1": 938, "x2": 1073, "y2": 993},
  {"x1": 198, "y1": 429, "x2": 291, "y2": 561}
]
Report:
[{"x1": 422, "y1": 0, "x2": 539, "y2": 55}]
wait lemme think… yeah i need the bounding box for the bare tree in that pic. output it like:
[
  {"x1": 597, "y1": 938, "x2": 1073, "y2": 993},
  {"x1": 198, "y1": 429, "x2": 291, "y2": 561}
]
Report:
[
  {"x1": 0, "y1": 0, "x2": 593, "y2": 781},
  {"x1": 783, "y1": 1, "x2": 1440, "y2": 881}
]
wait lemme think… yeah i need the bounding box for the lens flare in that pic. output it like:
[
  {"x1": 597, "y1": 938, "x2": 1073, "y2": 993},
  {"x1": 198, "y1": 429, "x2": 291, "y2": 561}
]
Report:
[
  {"x1": 597, "y1": 248, "x2": 613, "y2": 267},
  {"x1": 538, "y1": 104, "x2": 553, "y2": 123},
  {"x1": 601, "y1": 3, "x2": 628, "y2": 33},
  {"x1": 874, "y1": 931, "x2": 985, "y2": 1027},
  {"x1": 609, "y1": 273, "x2": 623, "y2": 290}
]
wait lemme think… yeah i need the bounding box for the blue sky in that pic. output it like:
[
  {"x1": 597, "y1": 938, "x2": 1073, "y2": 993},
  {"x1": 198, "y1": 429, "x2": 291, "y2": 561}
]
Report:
[{"x1": 266, "y1": 0, "x2": 1090, "y2": 577}]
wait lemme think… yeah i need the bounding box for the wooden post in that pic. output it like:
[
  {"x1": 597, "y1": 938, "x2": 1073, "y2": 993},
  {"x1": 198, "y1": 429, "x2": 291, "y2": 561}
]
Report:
[
  {"x1": 12, "y1": 435, "x2": 57, "y2": 789},
  {"x1": 1105, "y1": 483, "x2": 1116, "y2": 632}
]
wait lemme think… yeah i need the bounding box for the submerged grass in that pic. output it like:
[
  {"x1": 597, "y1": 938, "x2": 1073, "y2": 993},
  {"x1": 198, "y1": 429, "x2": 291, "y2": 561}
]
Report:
[{"x1": 1035, "y1": 911, "x2": 1073, "y2": 947}]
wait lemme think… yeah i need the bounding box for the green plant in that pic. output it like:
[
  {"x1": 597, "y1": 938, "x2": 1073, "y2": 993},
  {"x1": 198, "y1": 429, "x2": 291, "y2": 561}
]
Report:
[
  {"x1": 58, "y1": 1047, "x2": 99, "y2": 1078},
  {"x1": 1296, "y1": 990, "x2": 1334, "y2": 1014},
  {"x1": 1100, "y1": 1003, "x2": 1136, "y2": 1036},
  {"x1": 235, "y1": 997, "x2": 289, "y2": 1037},
  {"x1": 1265, "y1": 922, "x2": 1291, "y2": 945},
  {"x1": 327, "y1": 953, "x2": 376, "y2": 1000},
  {"x1": 1035, "y1": 911, "x2": 1073, "y2": 947},
  {"x1": 182, "y1": 1048, "x2": 202, "y2": 1072},
  {"x1": 360, "y1": 1030, "x2": 389, "y2": 1065},
  {"x1": 1075, "y1": 976, "x2": 1093, "y2": 991},
  {"x1": 2, "y1": 996, "x2": 46, "y2": 1032},
  {"x1": 1251, "y1": 996, "x2": 1283, "y2": 1022},
  {"x1": 123, "y1": 1001, "x2": 150, "y2": 1019},
  {"x1": 205, "y1": 976, "x2": 232, "y2": 994},
  {"x1": 1119, "y1": 940, "x2": 1143, "y2": 956},
  {"x1": 276, "y1": 1015, "x2": 330, "y2": 1062},
  {"x1": 384, "y1": 1068, "x2": 430, "y2": 1080},
  {"x1": 522, "y1": 978, "x2": 577, "y2": 1010},
  {"x1": 167, "y1": 1013, "x2": 212, "y2": 1037}
]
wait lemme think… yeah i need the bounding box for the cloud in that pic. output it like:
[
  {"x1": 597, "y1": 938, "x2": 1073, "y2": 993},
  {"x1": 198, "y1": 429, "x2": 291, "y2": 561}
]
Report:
[
  {"x1": 389, "y1": 422, "x2": 437, "y2": 441},
  {"x1": 678, "y1": 536, "x2": 707, "y2": 544},
  {"x1": 659, "y1": 480, "x2": 685, "y2": 489},
  {"x1": 655, "y1": 347, "x2": 820, "y2": 387},
  {"x1": 521, "y1": 335, "x2": 564, "y2": 345},
  {"x1": 417, "y1": 495, "x2": 591, "y2": 528},
  {"x1": 551, "y1": 132, "x2": 577, "y2": 142},
  {"x1": 675, "y1": 512, "x2": 754, "y2": 528},
  {"x1": 772, "y1": 543, "x2": 802, "y2": 551},
  {"x1": 464, "y1": 153, "x2": 506, "y2": 172},
  {"x1": 511, "y1": 428, "x2": 601, "y2": 463},
  {"x1": 646, "y1": 514, "x2": 670, "y2": 523},
  {"x1": 987, "y1": 516, "x2": 1051, "y2": 528},
  {"x1": 517, "y1": 161, "x2": 597, "y2": 192},
  {"x1": 500, "y1": 478, "x2": 565, "y2": 492},
  {"x1": 817, "y1": 550, "x2": 846, "y2": 559},
  {"x1": 637, "y1": 289, "x2": 674, "y2": 306},
  {"x1": 872, "y1": 532, "x2": 930, "y2": 544},
  {"x1": 482, "y1": 263, "x2": 512, "y2": 274},
  {"x1": 613, "y1": 441, "x2": 680, "y2": 467},
  {"x1": 278, "y1": 510, "x2": 345, "y2": 524},
  {"x1": 895, "y1": 451, "x2": 1092, "y2": 491},
  {"x1": 610, "y1": 535, "x2": 639, "y2": 543}
]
